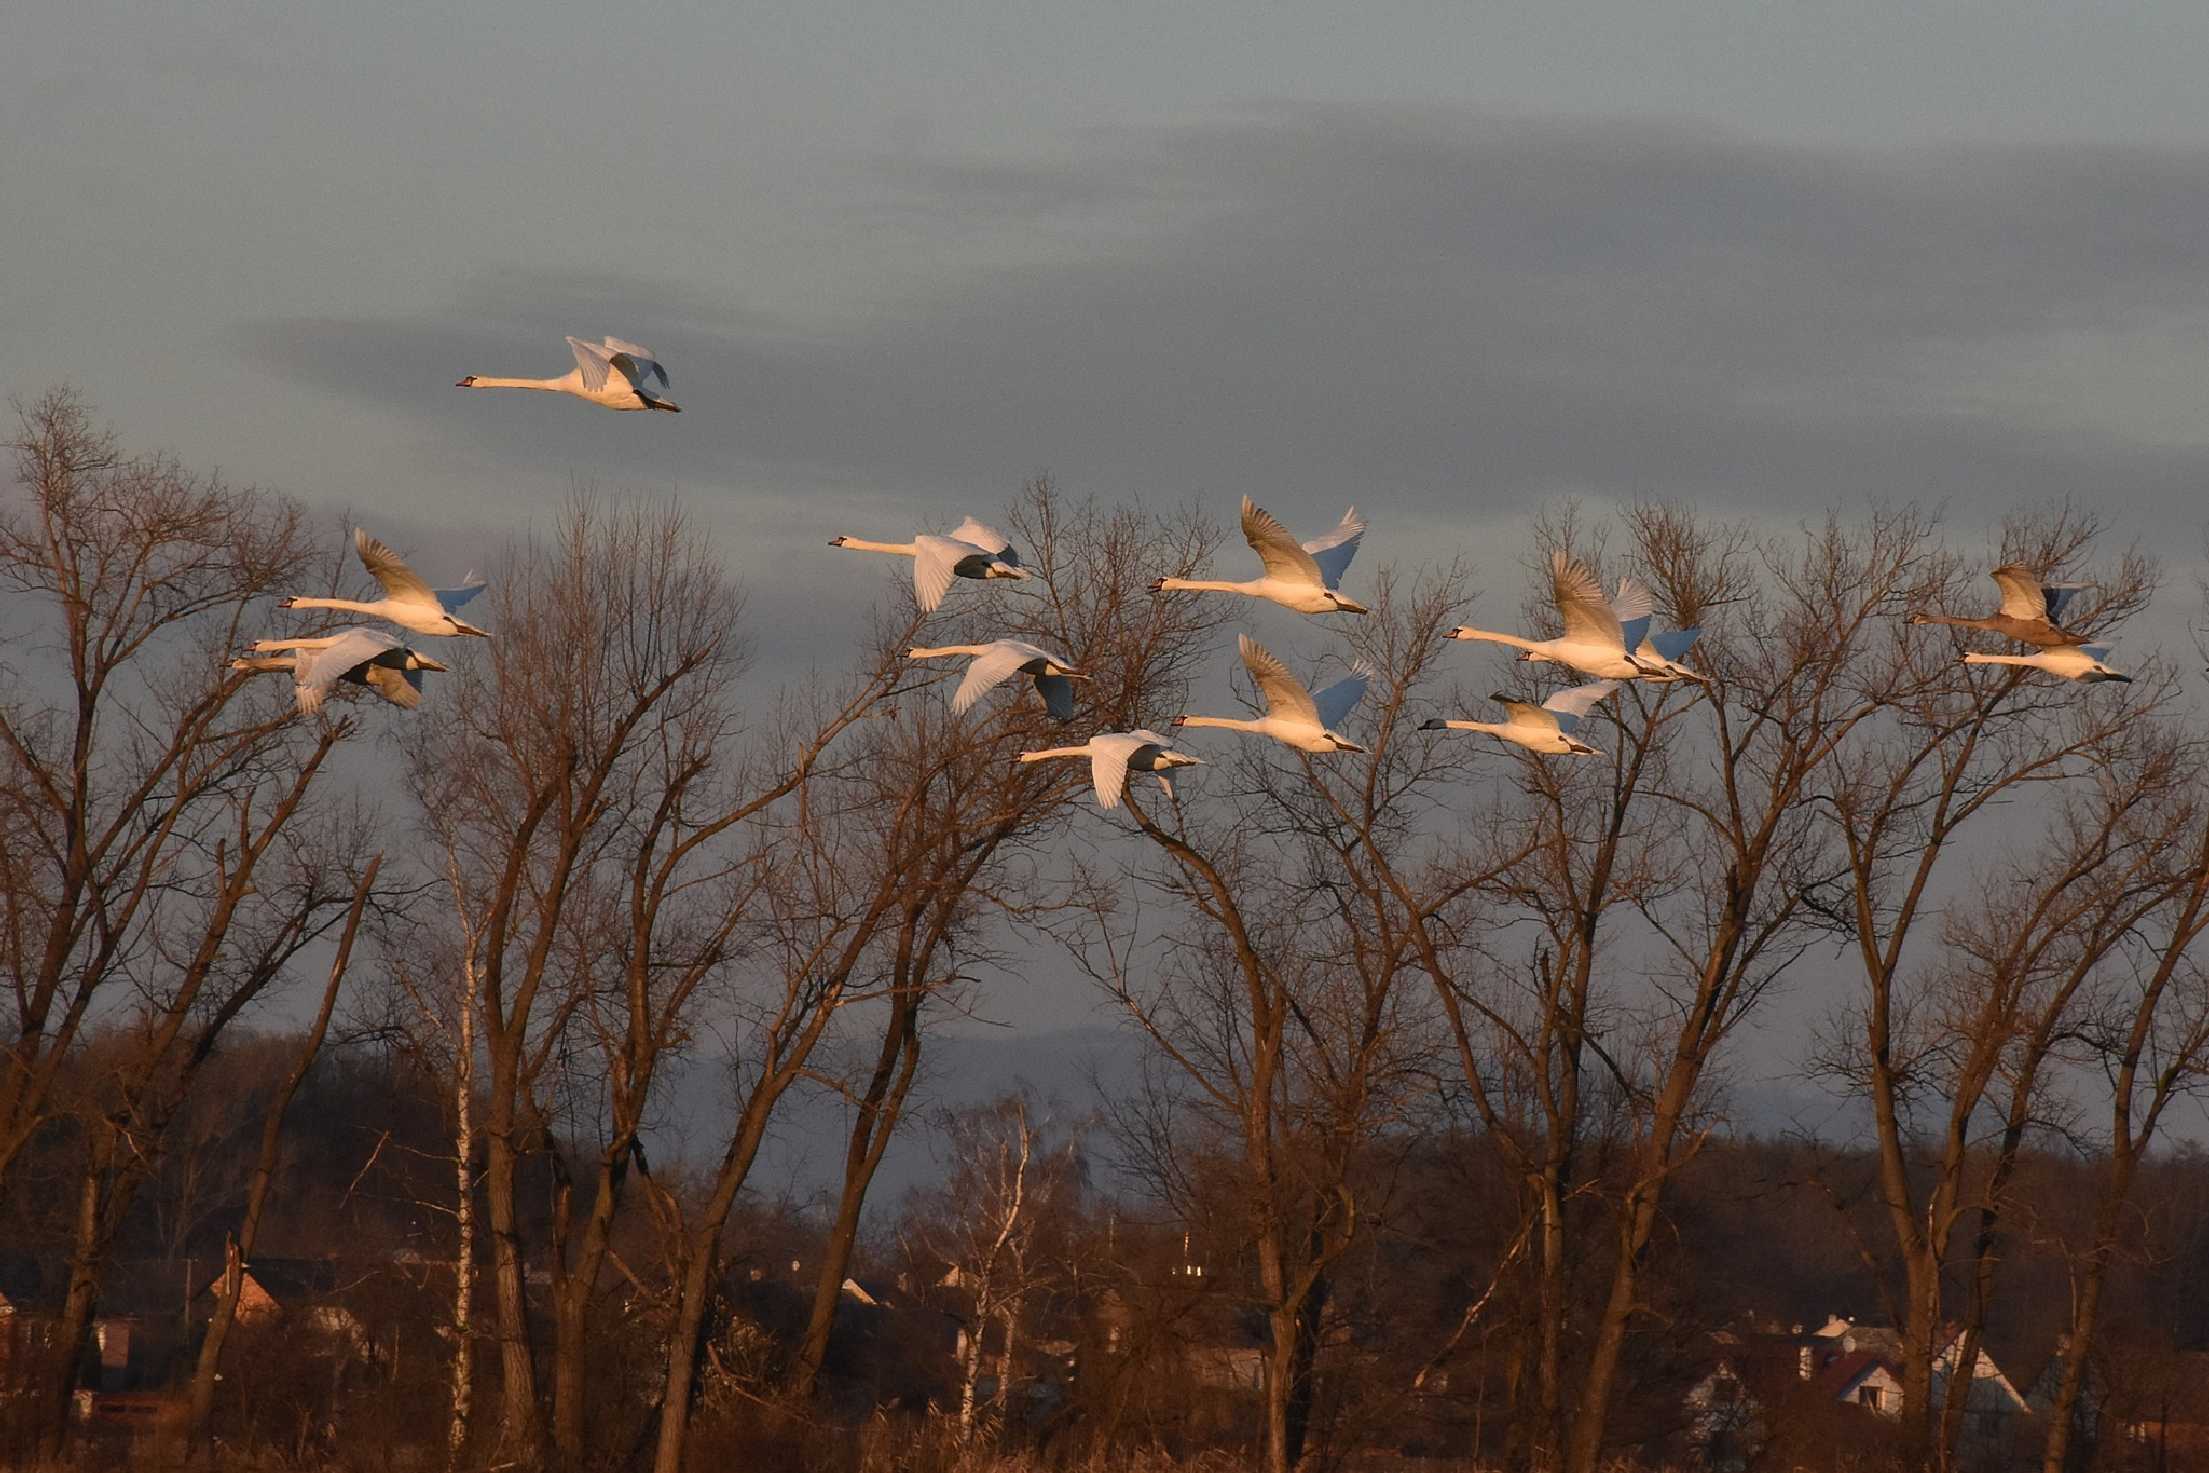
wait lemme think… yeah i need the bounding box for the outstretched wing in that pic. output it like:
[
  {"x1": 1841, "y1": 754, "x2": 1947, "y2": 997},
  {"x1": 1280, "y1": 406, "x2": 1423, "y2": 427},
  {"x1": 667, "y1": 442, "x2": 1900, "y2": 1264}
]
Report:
[
  {"x1": 601, "y1": 337, "x2": 670, "y2": 391},
  {"x1": 1034, "y1": 673, "x2": 1076, "y2": 719},
  {"x1": 1989, "y1": 565, "x2": 2055, "y2": 621},
  {"x1": 1542, "y1": 680, "x2": 1620, "y2": 734},
  {"x1": 353, "y1": 529, "x2": 437, "y2": 603},
  {"x1": 436, "y1": 571, "x2": 488, "y2": 613},
  {"x1": 1610, "y1": 575, "x2": 1658, "y2": 625},
  {"x1": 911, "y1": 537, "x2": 963, "y2": 613},
  {"x1": 947, "y1": 518, "x2": 1016, "y2": 561},
  {"x1": 1552, "y1": 552, "x2": 1627, "y2": 648},
  {"x1": 1645, "y1": 628, "x2": 1702, "y2": 663},
  {"x1": 360, "y1": 661, "x2": 426, "y2": 710},
  {"x1": 1301, "y1": 506, "x2": 1367, "y2": 590},
  {"x1": 1089, "y1": 734, "x2": 1139, "y2": 810},
  {"x1": 566, "y1": 335, "x2": 616, "y2": 393},
  {"x1": 1240, "y1": 497, "x2": 1326, "y2": 587},
  {"x1": 951, "y1": 640, "x2": 1046, "y2": 714},
  {"x1": 296, "y1": 627, "x2": 401, "y2": 714},
  {"x1": 1491, "y1": 693, "x2": 1561, "y2": 733},
  {"x1": 2040, "y1": 581, "x2": 2089, "y2": 622},
  {"x1": 1312, "y1": 661, "x2": 1374, "y2": 731},
  {"x1": 1238, "y1": 635, "x2": 1320, "y2": 724}
]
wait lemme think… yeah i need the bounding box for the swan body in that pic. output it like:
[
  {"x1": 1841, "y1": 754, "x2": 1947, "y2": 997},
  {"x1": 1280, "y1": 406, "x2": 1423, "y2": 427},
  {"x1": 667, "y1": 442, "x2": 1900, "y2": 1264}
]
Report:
[
  {"x1": 232, "y1": 626, "x2": 448, "y2": 714},
  {"x1": 1149, "y1": 498, "x2": 1367, "y2": 615},
  {"x1": 1422, "y1": 680, "x2": 1620, "y2": 756},
  {"x1": 1961, "y1": 645, "x2": 2130, "y2": 683},
  {"x1": 1017, "y1": 730, "x2": 1203, "y2": 810},
  {"x1": 456, "y1": 335, "x2": 680, "y2": 412},
  {"x1": 830, "y1": 518, "x2": 1030, "y2": 613},
  {"x1": 1450, "y1": 552, "x2": 1654, "y2": 679},
  {"x1": 280, "y1": 528, "x2": 490, "y2": 637},
  {"x1": 909, "y1": 640, "x2": 1088, "y2": 718},
  {"x1": 1910, "y1": 565, "x2": 2089, "y2": 647},
  {"x1": 1173, "y1": 635, "x2": 1372, "y2": 753}
]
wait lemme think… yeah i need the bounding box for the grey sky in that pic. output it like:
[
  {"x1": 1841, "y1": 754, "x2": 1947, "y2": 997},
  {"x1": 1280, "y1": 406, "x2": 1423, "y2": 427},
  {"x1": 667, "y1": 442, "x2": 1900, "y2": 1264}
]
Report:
[{"x1": 13, "y1": 2, "x2": 2209, "y2": 1158}]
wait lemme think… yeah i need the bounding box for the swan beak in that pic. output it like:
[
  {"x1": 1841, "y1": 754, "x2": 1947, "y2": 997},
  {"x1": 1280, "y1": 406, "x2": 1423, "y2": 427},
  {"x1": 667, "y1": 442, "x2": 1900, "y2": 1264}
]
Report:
[
  {"x1": 1332, "y1": 598, "x2": 1370, "y2": 615},
  {"x1": 1420, "y1": 718, "x2": 1446, "y2": 731},
  {"x1": 277, "y1": 595, "x2": 299, "y2": 609},
  {"x1": 455, "y1": 376, "x2": 477, "y2": 387},
  {"x1": 1335, "y1": 740, "x2": 1368, "y2": 754},
  {"x1": 1445, "y1": 627, "x2": 1470, "y2": 640},
  {"x1": 1147, "y1": 577, "x2": 1168, "y2": 594},
  {"x1": 2107, "y1": 673, "x2": 2133, "y2": 683},
  {"x1": 828, "y1": 536, "x2": 848, "y2": 548},
  {"x1": 1169, "y1": 715, "x2": 1189, "y2": 727}
]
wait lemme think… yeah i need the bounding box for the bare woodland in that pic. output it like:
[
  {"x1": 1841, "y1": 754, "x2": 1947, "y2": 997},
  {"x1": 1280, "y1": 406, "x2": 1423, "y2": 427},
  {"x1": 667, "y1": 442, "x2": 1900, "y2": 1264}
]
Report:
[{"x1": 7, "y1": 387, "x2": 2209, "y2": 1473}]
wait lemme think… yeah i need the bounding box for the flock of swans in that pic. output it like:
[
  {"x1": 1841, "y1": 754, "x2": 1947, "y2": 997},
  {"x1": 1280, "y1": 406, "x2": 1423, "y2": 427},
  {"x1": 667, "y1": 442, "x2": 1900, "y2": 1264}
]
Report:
[{"x1": 230, "y1": 334, "x2": 2130, "y2": 804}]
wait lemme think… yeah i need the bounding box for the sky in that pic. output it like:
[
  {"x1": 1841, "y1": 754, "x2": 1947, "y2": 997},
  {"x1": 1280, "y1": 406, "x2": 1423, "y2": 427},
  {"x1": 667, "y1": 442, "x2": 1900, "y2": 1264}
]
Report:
[{"x1": 12, "y1": 1, "x2": 2209, "y2": 1180}]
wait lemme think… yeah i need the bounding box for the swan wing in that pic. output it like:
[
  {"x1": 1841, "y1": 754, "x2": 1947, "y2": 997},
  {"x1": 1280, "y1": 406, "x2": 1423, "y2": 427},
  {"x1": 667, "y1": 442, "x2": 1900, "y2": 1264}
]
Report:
[
  {"x1": 1553, "y1": 552, "x2": 1626, "y2": 648},
  {"x1": 1989, "y1": 565, "x2": 2052, "y2": 621},
  {"x1": 1300, "y1": 506, "x2": 1367, "y2": 589},
  {"x1": 436, "y1": 570, "x2": 488, "y2": 613},
  {"x1": 1492, "y1": 694, "x2": 1562, "y2": 734},
  {"x1": 1610, "y1": 575, "x2": 1658, "y2": 626},
  {"x1": 2079, "y1": 643, "x2": 2114, "y2": 661},
  {"x1": 567, "y1": 335, "x2": 616, "y2": 394},
  {"x1": 1036, "y1": 673, "x2": 1077, "y2": 720},
  {"x1": 1312, "y1": 661, "x2": 1374, "y2": 731},
  {"x1": 296, "y1": 627, "x2": 401, "y2": 713},
  {"x1": 601, "y1": 337, "x2": 670, "y2": 390},
  {"x1": 911, "y1": 536, "x2": 964, "y2": 613},
  {"x1": 947, "y1": 518, "x2": 1017, "y2": 563},
  {"x1": 951, "y1": 640, "x2": 1044, "y2": 714},
  {"x1": 1238, "y1": 635, "x2": 1320, "y2": 724},
  {"x1": 1542, "y1": 680, "x2": 1619, "y2": 734},
  {"x1": 353, "y1": 529, "x2": 437, "y2": 604},
  {"x1": 361, "y1": 661, "x2": 426, "y2": 711},
  {"x1": 2040, "y1": 581, "x2": 2089, "y2": 621},
  {"x1": 1088, "y1": 734, "x2": 1140, "y2": 810},
  {"x1": 1240, "y1": 497, "x2": 1326, "y2": 587},
  {"x1": 1646, "y1": 628, "x2": 1702, "y2": 663}
]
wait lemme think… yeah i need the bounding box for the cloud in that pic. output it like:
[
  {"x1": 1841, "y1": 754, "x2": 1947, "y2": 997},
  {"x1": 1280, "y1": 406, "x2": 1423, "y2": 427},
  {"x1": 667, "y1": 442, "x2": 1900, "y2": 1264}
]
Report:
[{"x1": 239, "y1": 109, "x2": 2209, "y2": 551}]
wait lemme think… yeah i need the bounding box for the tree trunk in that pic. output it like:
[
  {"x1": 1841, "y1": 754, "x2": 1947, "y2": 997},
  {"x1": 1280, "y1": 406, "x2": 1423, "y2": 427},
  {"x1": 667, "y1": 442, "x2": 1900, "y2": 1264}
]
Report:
[
  {"x1": 481, "y1": 1109, "x2": 541, "y2": 1463},
  {"x1": 447, "y1": 987, "x2": 478, "y2": 1472},
  {"x1": 37, "y1": 1129, "x2": 123, "y2": 1461},
  {"x1": 186, "y1": 857, "x2": 376, "y2": 1454},
  {"x1": 793, "y1": 993, "x2": 921, "y2": 1398}
]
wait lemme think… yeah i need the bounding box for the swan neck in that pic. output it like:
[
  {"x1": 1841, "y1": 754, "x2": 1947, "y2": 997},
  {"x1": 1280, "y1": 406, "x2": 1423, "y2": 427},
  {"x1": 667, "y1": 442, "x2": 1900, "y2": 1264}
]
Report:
[
  {"x1": 465, "y1": 375, "x2": 566, "y2": 391},
  {"x1": 839, "y1": 538, "x2": 918, "y2": 556},
  {"x1": 1442, "y1": 720, "x2": 1505, "y2": 734},
  {"x1": 1454, "y1": 628, "x2": 1542, "y2": 654},
  {"x1": 1159, "y1": 578, "x2": 1252, "y2": 595},
  {"x1": 1177, "y1": 715, "x2": 1258, "y2": 733},
  {"x1": 284, "y1": 596, "x2": 377, "y2": 615},
  {"x1": 1019, "y1": 745, "x2": 1091, "y2": 762},
  {"x1": 910, "y1": 645, "x2": 985, "y2": 659},
  {"x1": 1962, "y1": 653, "x2": 2029, "y2": 667}
]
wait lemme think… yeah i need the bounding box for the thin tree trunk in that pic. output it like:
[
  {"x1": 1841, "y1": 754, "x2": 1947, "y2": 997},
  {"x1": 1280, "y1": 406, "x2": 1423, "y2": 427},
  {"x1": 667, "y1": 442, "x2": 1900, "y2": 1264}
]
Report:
[
  {"x1": 186, "y1": 856, "x2": 378, "y2": 1452},
  {"x1": 482, "y1": 1100, "x2": 541, "y2": 1463},
  {"x1": 447, "y1": 951, "x2": 481, "y2": 1469}
]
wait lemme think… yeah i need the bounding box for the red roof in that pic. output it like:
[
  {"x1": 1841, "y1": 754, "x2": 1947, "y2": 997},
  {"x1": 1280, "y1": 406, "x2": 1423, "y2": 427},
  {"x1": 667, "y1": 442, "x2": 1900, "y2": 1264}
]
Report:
[{"x1": 1813, "y1": 1350, "x2": 1896, "y2": 1399}]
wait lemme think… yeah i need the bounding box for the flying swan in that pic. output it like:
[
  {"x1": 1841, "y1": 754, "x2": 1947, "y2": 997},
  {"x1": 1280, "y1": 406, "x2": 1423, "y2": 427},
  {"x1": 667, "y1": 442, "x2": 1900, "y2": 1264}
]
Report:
[
  {"x1": 909, "y1": 639, "x2": 1089, "y2": 719},
  {"x1": 1017, "y1": 730, "x2": 1203, "y2": 810},
  {"x1": 1173, "y1": 635, "x2": 1372, "y2": 754},
  {"x1": 1449, "y1": 552, "x2": 1655, "y2": 679},
  {"x1": 232, "y1": 627, "x2": 448, "y2": 714},
  {"x1": 1423, "y1": 680, "x2": 1620, "y2": 757},
  {"x1": 830, "y1": 518, "x2": 1030, "y2": 613},
  {"x1": 1960, "y1": 645, "x2": 2130, "y2": 683},
  {"x1": 1515, "y1": 574, "x2": 1707, "y2": 684},
  {"x1": 281, "y1": 529, "x2": 490, "y2": 637},
  {"x1": 1909, "y1": 565, "x2": 2090, "y2": 648},
  {"x1": 1149, "y1": 498, "x2": 1368, "y2": 615},
  {"x1": 456, "y1": 335, "x2": 680, "y2": 412}
]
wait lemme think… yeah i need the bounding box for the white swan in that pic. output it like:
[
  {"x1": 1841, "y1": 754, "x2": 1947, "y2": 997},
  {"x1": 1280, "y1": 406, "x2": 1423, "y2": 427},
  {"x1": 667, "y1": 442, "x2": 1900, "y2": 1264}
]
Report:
[
  {"x1": 456, "y1": 335, "x2": 680, "y2": 412},
  {"x1": 1149, "y1": 498, "x2": 1368, "y2": 615},
  {"x1": 909, "y1": 639, "x2": 1088, "y2": 719},
  {"x1": 1449, "y1": 552, "x2": 1654, "y2": 679},
  {"x1": 1422, "y1": 680, "x2": 1619, "y2": 756},
  {"x1": 1173, "y1": 635, "x2": 1372, "y2": 754},
  {"x1": 232, "y1": 627, "x2": 448, "y2": 714},
  {"x1": 281, "y1": 529, "x2": 490, "y2": 637},
  {"x1": 1961, "y1": 644, "x2": 2131, "y2": 683},
  {"x1": 1017, "y1": 730, "x2": 1203, "y2": 810},
  {"x1": 829, "y1": 518, "x2": 1030, "y2": 613}
]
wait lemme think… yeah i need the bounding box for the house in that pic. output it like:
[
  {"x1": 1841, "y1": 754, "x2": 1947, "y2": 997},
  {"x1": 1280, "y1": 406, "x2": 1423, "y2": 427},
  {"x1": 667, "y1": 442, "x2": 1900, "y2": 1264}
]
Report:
[
  {"x1": 0, "y1": 1258, "x2": 62, "y2": 1390},
  {"x1": 191, "y1": 1258, "x2": 369, "y2": 1352}
]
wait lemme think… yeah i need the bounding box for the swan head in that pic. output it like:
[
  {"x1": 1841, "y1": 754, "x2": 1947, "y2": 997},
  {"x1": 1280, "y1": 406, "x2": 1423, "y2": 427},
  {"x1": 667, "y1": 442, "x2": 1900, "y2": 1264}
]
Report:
[
  {"x1": 455, "y1": 375, "x2": 479, "y2": 388},
  {"x1": 1445, "y1": 626, "x2": 1472, "y2": 641},
  {"x1": 1419, "y1": 718, "x2": 1447, "y2": 731},
  {"x1": 1147, "y1": 576, "x2": 1169, "y2": 594},
  {"x1": 1169, "y1": 714, "x2": 1190, "y2": 728},
  {"x1": 410, "y1": 653, "x2": 450, "y2": 674},
  {"x1": 1566, "y1": 739, "x2": 1603, "y2": 757},
  {"x1": 828, "y1": 535, "x2": 850, "y2": 547},
  {"x1": 277, "y1": 595, "x2": 302, "y2": 609},
  {"x1": 1905, "y1": 611, "x2": 1932, "y2": 625},
  {"x1": 1325, "y1": 592, "x2": 1369, "y2": 615}
]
